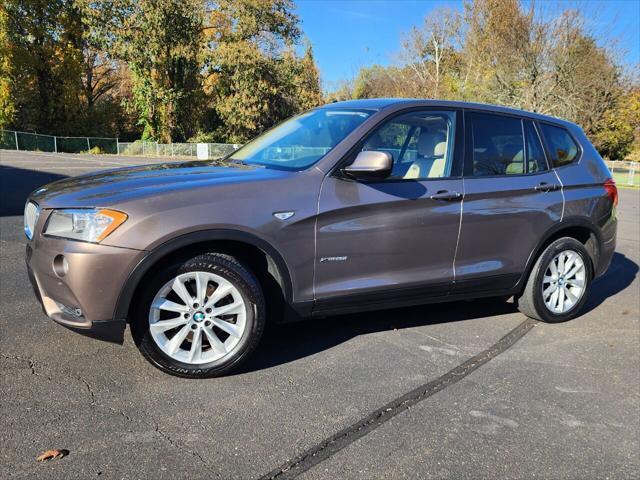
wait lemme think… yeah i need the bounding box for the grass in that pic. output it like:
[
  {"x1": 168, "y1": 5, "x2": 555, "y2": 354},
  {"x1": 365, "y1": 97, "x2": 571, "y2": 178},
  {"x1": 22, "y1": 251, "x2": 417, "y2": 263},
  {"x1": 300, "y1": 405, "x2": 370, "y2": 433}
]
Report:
[{"x1": 612, "y1": 171, "x2": 640, "y2": 189}]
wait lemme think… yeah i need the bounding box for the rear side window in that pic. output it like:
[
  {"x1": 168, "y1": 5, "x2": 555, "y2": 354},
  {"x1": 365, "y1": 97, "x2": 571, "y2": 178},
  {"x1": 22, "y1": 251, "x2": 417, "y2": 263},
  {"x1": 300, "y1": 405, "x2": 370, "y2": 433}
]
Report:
[
  {"x1": 539, "y1": 124, "x2": 579, "y2": 167},
  {"x1": 524, "y1": 121, "x2": 548, "y2": 173},
  {"x1": 470, "y1": 112, "x2": 524, "y2": 176}
]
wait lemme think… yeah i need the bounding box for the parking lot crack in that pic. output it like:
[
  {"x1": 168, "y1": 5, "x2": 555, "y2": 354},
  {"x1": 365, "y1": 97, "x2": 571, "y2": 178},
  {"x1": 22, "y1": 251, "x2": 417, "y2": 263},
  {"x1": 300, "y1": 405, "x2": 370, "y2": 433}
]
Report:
[
  {"x1": 1, "y1": 353, "x2": 97, "y2": 406},
  {"x1": 1, "y1": 353, "x2": 41, "y2": 376},
  {"x1": 78, "y1": 377, "x2": 97, "y2": 406},
  {"x1": 147, "y1": 415, "x2": 215, "y2": 473}
]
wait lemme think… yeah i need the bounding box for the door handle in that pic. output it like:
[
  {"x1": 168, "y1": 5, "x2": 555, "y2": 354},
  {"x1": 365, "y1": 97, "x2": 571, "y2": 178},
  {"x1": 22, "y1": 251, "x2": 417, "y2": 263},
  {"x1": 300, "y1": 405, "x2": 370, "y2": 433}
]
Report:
[
  {"x1": 534, "y1": 182, "x2": 559, "y2": 192},
  {"x1": 430, "y1": 190, "x2": 462, "y2": 201}
]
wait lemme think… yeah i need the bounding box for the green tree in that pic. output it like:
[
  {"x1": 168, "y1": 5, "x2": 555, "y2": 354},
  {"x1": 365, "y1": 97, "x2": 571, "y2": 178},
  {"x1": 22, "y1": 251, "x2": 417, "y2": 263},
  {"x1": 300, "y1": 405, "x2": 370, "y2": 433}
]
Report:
[
  {"x1": 113, "y1": 0, "x2": 205, "y2": 142},
  {"x1": 1, "y1": 0, "x2": 84, "y2": 135},
  {"x1": 592, "y1": 88, "x2": 640, "y2": 160},
  {"x1": 203, "y1": 0, "x2": 321, "y2": 143},
  {"x1": 0, "y1": 8, "x2": 16, "y2": 129},
  {"x1": 290, "y1": 43, "x2": 323, "y2": 111},
  {"x1": 73, "y1": 0, "x2": 130, "y2": 137}
]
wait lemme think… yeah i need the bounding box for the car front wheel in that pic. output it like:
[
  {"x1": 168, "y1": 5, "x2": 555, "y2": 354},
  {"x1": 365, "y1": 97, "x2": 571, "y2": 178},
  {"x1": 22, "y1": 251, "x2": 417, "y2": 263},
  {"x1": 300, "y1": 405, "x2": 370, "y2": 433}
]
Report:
[
  {"x1": 131, "y1": 253, "x2": 265, "y2": 378},
  {"x1": 517, "y1": 237, "x2": 593, "y2": 323}
]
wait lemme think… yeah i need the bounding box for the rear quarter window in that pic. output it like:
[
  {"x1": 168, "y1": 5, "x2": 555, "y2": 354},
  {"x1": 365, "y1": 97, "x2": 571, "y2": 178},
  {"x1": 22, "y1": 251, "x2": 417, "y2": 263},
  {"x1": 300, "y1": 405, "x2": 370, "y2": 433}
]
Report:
[{"x1": 539, "y1": 124, "x2": 579, "y2": 168}]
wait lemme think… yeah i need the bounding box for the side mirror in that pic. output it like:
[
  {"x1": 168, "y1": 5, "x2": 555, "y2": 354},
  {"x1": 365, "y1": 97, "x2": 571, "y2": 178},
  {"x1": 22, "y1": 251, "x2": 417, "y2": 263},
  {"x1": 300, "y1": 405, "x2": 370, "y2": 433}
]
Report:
[{"x1": 343, "y1": 151, "x2": 392, "y2": 180}]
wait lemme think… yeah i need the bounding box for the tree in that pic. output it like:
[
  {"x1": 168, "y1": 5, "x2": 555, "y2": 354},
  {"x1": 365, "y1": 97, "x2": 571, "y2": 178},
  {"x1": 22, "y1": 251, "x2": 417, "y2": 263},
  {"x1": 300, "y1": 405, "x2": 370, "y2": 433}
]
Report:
[
  {"x1": 592, "y1": 88, "x2": 640, "y2": 160},
  {"x1": 203, "y1": 0, "x2": 321, "y2": 142},
  {"x1": 1, "y1": 0, "x2": 84, "y2": 134},
  {"x1": 73, "y1": 0, "x2": 127, "y2": 136},
  {"x1": 291, "y1": 43, "x2": 323, "y2": 111},
  {"x1": 111, "y1": 0, "x2": 205, "y2": 142},
  {"x1": 400, "y1": 7, "x2": 462, "y2": 99},
  {"x1": 1, "y1": 0, "x2": 323, "y2": 143},
  {"x1": 0, "y1": 8, "x2": 16, "y2": 129},
  {"x1": 327, "y1": 0, "x2": 632, "y2": 160}
]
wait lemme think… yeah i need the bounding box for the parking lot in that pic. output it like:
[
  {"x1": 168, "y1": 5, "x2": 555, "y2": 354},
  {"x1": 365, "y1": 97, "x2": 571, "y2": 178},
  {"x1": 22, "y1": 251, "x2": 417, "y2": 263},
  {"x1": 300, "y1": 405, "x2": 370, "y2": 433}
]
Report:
[{"x1": 1, "y1": 150, "x2": 638, "y2": 479}]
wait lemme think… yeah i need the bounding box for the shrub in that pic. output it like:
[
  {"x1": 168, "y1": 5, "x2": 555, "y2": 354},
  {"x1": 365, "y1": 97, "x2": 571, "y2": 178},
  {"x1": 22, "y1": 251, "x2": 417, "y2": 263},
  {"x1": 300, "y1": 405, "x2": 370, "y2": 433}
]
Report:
[{"x1": 88, "y1": 146, "x2": 104, "y2": 155}]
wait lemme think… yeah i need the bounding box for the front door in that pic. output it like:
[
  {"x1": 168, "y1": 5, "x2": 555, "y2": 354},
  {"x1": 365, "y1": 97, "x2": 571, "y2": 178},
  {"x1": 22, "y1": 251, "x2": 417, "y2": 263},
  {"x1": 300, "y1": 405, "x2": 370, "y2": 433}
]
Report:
[{"x1": 314, "y1": 109, "x2": 464, "y2": 313}]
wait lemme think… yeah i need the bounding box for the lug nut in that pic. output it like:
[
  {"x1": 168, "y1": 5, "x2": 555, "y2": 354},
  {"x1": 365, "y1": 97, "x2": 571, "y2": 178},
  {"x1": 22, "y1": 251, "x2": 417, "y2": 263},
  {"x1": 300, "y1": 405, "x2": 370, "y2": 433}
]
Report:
[
  {"x1": 191, "y1": 324, "x2": 197, "y2": 330},
  {"x1": 205, "y1": 320, "x2": 211, "y2": 327},
  {"x1": 184, "y1": 313, "x2": 190, "y2": 318},
  {"x1": 193, "y1": 303, "x2": 199, "y2": 308},
  {"x1": 205, "y1": 308, "x2": 212, "y2": 313}
]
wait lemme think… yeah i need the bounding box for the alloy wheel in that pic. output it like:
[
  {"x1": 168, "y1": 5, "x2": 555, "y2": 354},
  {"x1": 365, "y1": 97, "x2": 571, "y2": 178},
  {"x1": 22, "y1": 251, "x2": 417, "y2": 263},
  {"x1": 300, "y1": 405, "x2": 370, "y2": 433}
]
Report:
[
  {"x1": 541, "y1": 250, "x2": 586, "y2": 314},
  {"x1": 148, "y1": 271, "x2": 247, "y2": 364}
]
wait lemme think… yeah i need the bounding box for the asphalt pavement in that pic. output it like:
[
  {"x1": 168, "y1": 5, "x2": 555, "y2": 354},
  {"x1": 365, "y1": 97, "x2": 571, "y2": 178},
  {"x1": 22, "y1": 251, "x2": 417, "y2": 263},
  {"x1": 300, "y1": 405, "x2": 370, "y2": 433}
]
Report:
[{"x1": 1, "y1": 150, "x2": 638, "y2": 479}]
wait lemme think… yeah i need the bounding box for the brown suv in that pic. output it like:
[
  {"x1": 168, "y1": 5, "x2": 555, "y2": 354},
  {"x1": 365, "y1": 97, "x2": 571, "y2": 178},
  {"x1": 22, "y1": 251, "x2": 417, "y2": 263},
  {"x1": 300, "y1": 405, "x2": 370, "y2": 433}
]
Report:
[{"x1": 25, "y1": 99, "x2": 618, "y2": 377}]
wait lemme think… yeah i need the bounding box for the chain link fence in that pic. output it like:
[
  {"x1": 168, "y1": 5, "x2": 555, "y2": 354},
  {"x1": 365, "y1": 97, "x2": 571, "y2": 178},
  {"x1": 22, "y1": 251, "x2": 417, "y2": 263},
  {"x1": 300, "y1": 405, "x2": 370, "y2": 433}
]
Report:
[
  {"x1": 1, "y1": 130, "x2": 239, "y2": 159},
  {"x1": 1, "y1": 129, "x2": 118, "y2": 154},
  {"x1": 605, "y1": 160, "x2": 639, "y2": 188},
  {"x1": 116, "y1": 141, "x2": 239, "y2": 159}
]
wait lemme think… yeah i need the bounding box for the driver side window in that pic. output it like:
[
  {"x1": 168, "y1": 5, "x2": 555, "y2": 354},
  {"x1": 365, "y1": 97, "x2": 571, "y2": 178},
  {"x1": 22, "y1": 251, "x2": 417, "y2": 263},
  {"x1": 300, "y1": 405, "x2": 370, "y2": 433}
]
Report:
[{"x1": 360, "y1": 110, "x2": 456, "y2": 180}]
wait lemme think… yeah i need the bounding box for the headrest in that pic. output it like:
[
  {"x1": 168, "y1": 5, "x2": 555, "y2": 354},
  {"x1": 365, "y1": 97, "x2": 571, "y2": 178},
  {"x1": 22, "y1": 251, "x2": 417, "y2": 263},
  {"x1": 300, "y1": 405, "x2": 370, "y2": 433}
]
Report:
[
  {"x1": 434, "y1": 142, "x2": 447, "y2": 157},
  {"x1": 418, "y1": 130, "x2": 446, "y2": 157}
]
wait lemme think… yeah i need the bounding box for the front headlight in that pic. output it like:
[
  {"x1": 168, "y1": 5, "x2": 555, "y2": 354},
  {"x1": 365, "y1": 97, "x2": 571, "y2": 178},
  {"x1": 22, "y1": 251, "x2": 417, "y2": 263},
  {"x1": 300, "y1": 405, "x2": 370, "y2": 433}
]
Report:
[
  {"x1": 43, "y1": 209, "x2": 128, "y2": 243},
  {"x1": 24, "y1": 201, "x2": 40, "y2": 240}
]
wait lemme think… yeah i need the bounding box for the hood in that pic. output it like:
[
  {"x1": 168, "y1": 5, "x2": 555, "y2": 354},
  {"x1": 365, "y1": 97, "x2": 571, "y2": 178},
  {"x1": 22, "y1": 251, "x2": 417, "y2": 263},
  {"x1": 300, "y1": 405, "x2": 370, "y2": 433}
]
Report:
[{"x1": 30, "y1": 159, "x2": 287, "y2": 209}]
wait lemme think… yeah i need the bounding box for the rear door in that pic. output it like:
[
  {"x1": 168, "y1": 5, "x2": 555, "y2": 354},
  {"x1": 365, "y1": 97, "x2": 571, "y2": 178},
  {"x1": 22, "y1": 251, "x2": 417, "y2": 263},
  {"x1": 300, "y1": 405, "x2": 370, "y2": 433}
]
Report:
[
  {"x1": 314, "y1": 109, "x2": 464, "y2": 312},
  {"x1": 454, "y1": 111, "x2": 563, "y2": 294}
]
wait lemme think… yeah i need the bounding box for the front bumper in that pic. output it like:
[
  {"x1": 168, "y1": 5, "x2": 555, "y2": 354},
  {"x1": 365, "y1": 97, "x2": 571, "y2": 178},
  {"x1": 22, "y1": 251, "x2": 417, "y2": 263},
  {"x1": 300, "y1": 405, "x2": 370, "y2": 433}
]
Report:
[{"x1": 25, "y1": 219, "x2": 146, "y2": 343}]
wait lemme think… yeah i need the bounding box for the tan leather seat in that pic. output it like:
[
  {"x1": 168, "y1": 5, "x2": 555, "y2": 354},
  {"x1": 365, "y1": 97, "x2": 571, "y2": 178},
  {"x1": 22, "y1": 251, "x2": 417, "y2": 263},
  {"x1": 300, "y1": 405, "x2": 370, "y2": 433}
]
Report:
[
  {"x1": 505, "y1": 149, "x2": 524, "y2": 175},
  {"x1": 404, "y1": 131, "x2": 448, "y2": 179}
]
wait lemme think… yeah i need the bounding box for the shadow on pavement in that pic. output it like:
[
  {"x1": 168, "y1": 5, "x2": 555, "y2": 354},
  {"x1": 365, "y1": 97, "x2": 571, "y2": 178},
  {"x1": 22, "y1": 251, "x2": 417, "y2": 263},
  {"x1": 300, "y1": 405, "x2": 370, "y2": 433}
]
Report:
[
  {"x1": 241, "y1": 297, "x2": 519, "y2": 374},
  {"x1": 585, "y1": 252, "x2": 638, "y2": 313},
  {"x1": 0, "y1": 165, "x2": 67, "y2": 216},
  {"x1": 243, "y1": 252, "x2": 638, "y2": 374}
]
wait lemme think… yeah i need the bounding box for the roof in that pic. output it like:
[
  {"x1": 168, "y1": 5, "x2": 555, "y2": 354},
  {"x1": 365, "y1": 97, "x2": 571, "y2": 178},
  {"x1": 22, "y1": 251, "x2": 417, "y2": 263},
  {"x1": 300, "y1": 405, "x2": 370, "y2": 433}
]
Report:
[{"x1": 321, "y1": 98, "x2": 577, "y2": 128}]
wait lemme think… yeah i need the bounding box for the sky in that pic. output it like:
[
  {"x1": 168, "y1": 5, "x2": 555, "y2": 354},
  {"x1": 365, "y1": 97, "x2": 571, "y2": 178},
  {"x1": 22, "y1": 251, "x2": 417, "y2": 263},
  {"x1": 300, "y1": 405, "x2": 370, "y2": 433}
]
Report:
[{"x1": 295, "y1": 0, "x2": 640, "y2": 90}]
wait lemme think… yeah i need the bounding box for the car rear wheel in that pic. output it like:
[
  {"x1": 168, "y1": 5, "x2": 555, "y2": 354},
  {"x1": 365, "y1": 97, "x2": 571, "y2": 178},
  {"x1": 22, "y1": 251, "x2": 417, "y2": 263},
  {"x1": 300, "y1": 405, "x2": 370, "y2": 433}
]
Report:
[
  {"x1": 516, "y1": 237, "x2": 593, "y2": 323},
  {"x1": 131, "y1": 253, "x2": 265, "y2": 378}
]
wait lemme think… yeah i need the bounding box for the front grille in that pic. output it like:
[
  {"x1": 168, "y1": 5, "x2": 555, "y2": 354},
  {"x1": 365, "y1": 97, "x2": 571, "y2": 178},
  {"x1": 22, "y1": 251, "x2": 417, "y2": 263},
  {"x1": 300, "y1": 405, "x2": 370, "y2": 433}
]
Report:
[{"x1": 24, "y1": 201, "x2": 39, "y2": 240}]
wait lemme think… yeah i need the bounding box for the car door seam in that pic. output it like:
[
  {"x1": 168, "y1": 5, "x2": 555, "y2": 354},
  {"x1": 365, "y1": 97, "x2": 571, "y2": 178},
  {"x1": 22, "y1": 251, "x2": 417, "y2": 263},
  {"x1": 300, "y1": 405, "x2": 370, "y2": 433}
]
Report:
[
  {"x1": 312, "y1": 171, "x2": 327, "y2": 303},
  {"x1": 552, "y1": 167, "x2": 565, "y2": 221},
  {"x1": 452, "y1": 177, "x2": 465, "y2": 283}
]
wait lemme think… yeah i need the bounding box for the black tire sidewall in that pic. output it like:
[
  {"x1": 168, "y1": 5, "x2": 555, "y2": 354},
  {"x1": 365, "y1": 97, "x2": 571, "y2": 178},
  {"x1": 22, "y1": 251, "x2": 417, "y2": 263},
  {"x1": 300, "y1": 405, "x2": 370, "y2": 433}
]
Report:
[
  {"x1": 531, "y1": 238, "x2": 593, "y2": 323},
  {"x1": 131, "y1": 255, "x2": 265, "y2": 378}
]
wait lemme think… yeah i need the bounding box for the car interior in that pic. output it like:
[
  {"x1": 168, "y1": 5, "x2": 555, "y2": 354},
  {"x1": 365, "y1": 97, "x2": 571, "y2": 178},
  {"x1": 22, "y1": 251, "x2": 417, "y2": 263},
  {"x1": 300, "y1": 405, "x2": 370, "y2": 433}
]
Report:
[{"x1": 361, "y1": 113, "x2": 453, "y2": 180}]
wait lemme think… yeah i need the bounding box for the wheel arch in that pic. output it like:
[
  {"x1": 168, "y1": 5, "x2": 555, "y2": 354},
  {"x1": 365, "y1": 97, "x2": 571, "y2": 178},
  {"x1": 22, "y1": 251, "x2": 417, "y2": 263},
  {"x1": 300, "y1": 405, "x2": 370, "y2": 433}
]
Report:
[
  {"x1": 113, "y1": 229, "x2": 294, "y2": 322},
  {"x1": 516, "y1": 217, "x2": 601, "y2": 293}
]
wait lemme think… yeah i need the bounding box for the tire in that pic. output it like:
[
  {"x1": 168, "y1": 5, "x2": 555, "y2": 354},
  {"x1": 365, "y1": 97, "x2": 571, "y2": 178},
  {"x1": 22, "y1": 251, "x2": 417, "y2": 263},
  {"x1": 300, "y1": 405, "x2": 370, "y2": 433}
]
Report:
[
  {"x1": 516, "y1": 237, "x2": 593, "y2": 323},
  {"x1": 130, "y1": 253, "x2": 266, "y2": 378}
]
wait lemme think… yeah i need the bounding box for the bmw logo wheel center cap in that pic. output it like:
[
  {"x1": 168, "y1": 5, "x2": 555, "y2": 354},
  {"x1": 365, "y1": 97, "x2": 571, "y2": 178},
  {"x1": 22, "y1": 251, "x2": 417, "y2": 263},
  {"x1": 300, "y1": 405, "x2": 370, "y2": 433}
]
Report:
[{"x1": 193, "y1": 312, "x2": 205, "y2": 322}]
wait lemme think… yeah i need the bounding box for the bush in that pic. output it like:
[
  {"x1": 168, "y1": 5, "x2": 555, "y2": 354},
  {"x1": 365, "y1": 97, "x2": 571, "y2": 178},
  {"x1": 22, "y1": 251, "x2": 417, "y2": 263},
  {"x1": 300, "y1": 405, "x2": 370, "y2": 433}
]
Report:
[
  {"x1": 88, "y1": 146, "x2": 104, "y2": 155},
  {"x1": 187, "y1": 130, "x2": 220, "y2": 143}
]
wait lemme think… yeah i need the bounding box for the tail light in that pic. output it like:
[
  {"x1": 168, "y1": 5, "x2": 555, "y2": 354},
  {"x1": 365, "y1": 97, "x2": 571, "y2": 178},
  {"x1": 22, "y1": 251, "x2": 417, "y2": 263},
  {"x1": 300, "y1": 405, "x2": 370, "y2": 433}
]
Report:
[{"x1": 604, "y1": 178, "x2": 618, "y2": 207}]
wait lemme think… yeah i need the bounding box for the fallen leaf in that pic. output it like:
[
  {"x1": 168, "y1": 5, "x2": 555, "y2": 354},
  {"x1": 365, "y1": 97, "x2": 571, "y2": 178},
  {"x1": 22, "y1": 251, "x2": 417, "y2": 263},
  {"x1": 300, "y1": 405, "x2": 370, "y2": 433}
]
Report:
[{"x1": 36, "y1": 449, "x2": 68, "y2": 461}]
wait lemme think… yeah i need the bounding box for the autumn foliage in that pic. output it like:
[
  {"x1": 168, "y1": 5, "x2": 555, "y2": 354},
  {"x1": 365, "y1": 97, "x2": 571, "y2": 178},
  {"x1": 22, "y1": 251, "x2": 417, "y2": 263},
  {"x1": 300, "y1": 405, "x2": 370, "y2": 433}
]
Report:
[
  {"x1": 0, "y1": 0, "x2": 322, "y2": 143},
  {"x1": 0, "y1": 0, "x2": 637, "y2": 159},
  {"x1": 327, "y1": 0, "x2": 639, "y2": 161}
]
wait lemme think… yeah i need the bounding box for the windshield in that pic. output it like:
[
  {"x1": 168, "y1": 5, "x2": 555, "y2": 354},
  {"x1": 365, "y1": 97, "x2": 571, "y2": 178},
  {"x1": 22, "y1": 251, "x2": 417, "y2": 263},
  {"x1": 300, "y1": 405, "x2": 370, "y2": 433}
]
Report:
[{"x1": 230, "y1": 109, "x2": 373, "y2": 170}]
